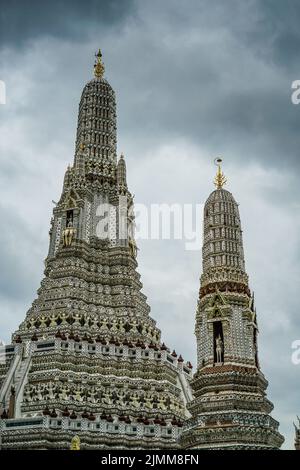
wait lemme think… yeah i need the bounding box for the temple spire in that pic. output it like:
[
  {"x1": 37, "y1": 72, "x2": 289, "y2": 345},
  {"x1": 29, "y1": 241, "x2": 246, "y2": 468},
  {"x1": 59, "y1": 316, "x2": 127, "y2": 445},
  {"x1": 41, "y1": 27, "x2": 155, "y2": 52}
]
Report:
[
  {"x1": 0, "y1": 52, "x2": 192, "y2": 450},
  {"x1": 214, "y1": 157, "x2": 227, "y2": 189},
  {"x1": 74, "y1": 49, "x2": 116, "y2": 164},
  {"x1": 179, "y1": 165, "x2": 284, "y2": 450},
  {"x1": 94, "y1": 49, "x2": 105, "y2": 79}
]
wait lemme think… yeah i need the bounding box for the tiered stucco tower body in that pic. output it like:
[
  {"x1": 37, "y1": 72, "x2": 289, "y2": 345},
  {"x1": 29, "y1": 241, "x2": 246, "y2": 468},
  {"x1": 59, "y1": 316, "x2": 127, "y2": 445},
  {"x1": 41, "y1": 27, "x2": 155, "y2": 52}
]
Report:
[
  {"x1": 180, "y1": 162, "x2": 284, "y2": 449},
  {"x1": 0, "y1": 52, "x2": 192, "y2": 449}
]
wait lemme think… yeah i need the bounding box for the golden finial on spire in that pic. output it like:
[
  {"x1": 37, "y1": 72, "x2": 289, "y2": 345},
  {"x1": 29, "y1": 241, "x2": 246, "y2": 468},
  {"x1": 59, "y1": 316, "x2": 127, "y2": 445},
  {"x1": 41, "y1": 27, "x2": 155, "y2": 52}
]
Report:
[
  {"x1": 94, "y1": 49, "x2": 105, "y2": 79},
  {"x1": 214, "y1": 158, "x2": 227, "y2": 189}
]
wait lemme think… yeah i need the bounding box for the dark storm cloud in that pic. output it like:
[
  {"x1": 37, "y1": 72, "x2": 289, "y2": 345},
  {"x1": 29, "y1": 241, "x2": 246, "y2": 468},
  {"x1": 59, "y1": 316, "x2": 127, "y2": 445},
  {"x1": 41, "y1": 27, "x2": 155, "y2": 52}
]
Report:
[
  {"x1": 1, "y1": 0, "x2": 299, "y2": 168},
  {"x1": 241, "y1": 0, "x2": 300, "y2": 72},
  {"x1": 105, "y1": 0, "x2": 300, "y2": 170},
  {"x1": 0, "y1": 0, "x2": 135, "y2": 45}
]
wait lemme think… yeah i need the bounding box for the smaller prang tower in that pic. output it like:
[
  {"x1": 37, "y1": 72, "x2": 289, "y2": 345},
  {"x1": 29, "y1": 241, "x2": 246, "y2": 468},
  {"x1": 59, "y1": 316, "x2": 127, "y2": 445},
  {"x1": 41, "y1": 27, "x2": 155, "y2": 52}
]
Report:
[{"x1": 180, "y1": 159, "x2": 284, "y2": 450}]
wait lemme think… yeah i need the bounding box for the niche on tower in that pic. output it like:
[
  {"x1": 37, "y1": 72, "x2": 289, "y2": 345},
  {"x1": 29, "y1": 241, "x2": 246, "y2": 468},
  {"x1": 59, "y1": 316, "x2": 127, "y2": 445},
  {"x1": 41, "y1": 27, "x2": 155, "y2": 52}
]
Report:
[
  {"x1": 66, "y1": 209, "x2": 74, "y2": 227},
  {"x1": 213, "y1": 321, "x2": 224, "y2": 364},
  {"x1": 62, "y1": 189, "x2": 81, "y2": 233},
  {"x1": 62, "y1": 209, "x2": 76, "y2": 248}
]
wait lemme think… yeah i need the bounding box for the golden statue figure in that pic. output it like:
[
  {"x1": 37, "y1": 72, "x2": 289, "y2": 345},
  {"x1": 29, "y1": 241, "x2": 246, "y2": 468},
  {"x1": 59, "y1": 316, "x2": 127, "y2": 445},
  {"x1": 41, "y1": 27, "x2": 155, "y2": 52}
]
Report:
[
  {"x1": 70, "y1": 435, "x2": 80, "y2": 450},
  {"x1": 63, "y1": 220, "x2": 76, "y2": 247}
]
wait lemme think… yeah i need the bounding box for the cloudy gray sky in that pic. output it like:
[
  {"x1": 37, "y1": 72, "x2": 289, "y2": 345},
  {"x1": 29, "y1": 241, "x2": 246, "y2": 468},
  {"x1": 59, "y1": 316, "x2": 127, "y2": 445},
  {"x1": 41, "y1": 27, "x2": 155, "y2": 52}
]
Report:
[{"x1": 0, "y1": 0, "x2": 299, "y2": 449}]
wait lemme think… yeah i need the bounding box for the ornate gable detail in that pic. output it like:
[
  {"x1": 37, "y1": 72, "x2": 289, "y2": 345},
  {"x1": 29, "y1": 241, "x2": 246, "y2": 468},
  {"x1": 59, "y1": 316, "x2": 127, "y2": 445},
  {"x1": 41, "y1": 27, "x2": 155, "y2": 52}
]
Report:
[
  {"x1": 206, "y1": 291, "x2": 232, "y2": 320},
  {"x1": 63, "y1": 189, "x2": 81, "y2": 209}
]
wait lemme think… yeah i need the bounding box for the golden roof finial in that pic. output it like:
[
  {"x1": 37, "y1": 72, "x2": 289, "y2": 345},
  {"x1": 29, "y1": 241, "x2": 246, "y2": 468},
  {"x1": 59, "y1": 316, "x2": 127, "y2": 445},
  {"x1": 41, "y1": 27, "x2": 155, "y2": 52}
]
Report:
[
  {"x1": 94, "y1": 49, "x2": 105, "y2": 79},
  {"x1": 214, "y1": 158, "x2": 227, "y2": 189}
]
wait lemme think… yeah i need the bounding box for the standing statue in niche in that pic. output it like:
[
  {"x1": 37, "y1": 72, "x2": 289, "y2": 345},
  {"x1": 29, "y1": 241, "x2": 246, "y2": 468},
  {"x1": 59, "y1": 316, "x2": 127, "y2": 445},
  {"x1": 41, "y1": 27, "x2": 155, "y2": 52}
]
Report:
[
  {"x1": 63, "y1": 220, "x2": 76, "y2": 247},
  {"x1": 127, "y1": 201, "x2": 138, "y2": 258},
  {"x1": 216, "y1": 335, "x2": 224, "y2": 363}
]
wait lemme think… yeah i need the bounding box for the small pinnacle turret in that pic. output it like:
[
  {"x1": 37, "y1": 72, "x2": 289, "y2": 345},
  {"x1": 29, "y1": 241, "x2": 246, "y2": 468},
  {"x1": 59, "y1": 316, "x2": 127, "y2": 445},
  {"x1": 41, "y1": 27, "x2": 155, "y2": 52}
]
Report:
[{"x1": 117, "y1": 153, "x2": 127, "y2": 190}]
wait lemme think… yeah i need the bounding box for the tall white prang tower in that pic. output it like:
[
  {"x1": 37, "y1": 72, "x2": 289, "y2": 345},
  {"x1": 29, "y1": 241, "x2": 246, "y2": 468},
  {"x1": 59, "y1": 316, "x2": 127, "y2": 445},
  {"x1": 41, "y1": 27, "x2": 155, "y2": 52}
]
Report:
[
  {"x1": 0, "y1": 51, "x2": 193, "y2": 450},
  {"x1": 180, "y1": 159, "x2": 284, "y2": 449}
]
